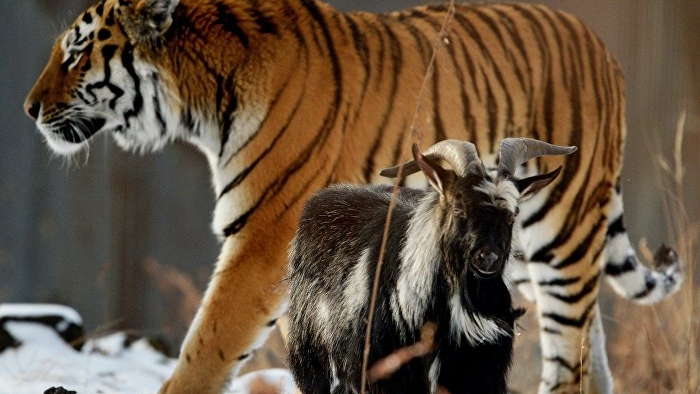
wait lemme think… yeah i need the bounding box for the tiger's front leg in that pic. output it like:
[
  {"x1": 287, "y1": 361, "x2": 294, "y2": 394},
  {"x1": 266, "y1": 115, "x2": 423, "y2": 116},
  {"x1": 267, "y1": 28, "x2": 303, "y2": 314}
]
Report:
[{"x1": 159, "y1": 222, "x2": 292, "y2": 394}]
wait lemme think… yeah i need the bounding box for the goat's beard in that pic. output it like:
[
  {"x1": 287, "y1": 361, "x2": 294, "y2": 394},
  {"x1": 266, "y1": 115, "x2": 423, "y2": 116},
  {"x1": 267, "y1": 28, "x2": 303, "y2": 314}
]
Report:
[{"x1": 460, "y1": 268, "x2": 509, "y2": 316}]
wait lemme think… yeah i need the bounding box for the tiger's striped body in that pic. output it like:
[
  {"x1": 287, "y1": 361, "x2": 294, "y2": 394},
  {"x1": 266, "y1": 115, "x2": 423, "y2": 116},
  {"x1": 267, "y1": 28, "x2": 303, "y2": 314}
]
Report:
[{"x1": 24, "y1": 0, "x2": 682, "y2": 393}]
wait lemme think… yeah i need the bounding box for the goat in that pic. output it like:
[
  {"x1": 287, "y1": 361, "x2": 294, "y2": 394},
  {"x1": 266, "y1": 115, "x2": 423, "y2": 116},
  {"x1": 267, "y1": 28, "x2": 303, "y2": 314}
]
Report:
[{"x1": 287, "y1": 138, "x2": 576, "y2": 394}]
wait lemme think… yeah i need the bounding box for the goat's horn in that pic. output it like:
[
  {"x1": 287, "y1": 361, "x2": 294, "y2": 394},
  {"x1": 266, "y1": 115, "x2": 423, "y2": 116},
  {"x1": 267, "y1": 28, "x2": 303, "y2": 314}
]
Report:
[
  {"x1": 379, "y1": 139, "x2": 481, "y2": 178},
  {"x1": 498, "y1": 138, "x2": 577, "y2": 178}
]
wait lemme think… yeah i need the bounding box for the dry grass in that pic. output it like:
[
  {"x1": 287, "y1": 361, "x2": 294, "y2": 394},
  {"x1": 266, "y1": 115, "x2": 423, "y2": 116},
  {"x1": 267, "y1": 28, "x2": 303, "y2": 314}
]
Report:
[{"x1": 607, "y1": 285, "x2": 699, "y2": 393}]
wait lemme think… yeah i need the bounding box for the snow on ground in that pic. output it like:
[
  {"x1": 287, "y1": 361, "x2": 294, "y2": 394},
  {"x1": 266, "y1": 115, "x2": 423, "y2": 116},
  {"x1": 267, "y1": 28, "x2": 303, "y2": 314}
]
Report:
[{"x1": 0, "y1": 304, "x2": 295, "y2": 394}]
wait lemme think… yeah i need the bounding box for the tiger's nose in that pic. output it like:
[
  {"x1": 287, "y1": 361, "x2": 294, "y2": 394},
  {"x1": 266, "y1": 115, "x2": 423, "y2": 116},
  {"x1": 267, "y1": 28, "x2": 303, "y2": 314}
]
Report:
[{"x1": 24, "y1": 101, "x2": 40, "y2": 121}]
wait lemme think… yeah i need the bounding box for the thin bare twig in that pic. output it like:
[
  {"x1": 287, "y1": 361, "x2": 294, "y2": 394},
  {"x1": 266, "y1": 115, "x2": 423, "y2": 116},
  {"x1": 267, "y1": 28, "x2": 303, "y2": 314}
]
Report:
[{"x1": 367, "y1": 322, "x2": 437, "y2": 382}]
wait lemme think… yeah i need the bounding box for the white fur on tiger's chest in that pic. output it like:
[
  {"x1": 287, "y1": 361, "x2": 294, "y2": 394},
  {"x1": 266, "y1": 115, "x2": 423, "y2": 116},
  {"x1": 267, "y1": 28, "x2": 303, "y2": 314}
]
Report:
[{"x1": 192, "y1": 105, "x2": 269, "y2": 240}]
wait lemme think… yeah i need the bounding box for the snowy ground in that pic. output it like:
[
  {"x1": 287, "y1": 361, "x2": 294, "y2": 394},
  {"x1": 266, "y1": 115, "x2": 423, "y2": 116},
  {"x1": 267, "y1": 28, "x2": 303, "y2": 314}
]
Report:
[{"x1": 0, "y1": 304, "x2": 295, "y2": 394}]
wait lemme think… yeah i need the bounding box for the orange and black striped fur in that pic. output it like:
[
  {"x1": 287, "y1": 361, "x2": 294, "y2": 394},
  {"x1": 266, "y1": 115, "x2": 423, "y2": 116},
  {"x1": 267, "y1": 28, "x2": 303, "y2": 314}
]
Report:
[{"x1": 24, "y1": 0, "x2": 682, "y2": 393}]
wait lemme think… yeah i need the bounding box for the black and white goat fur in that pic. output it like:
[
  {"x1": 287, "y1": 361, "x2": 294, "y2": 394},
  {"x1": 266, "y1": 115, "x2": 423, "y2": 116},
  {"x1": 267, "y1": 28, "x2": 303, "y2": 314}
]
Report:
[{"x1": 287, "y1": 138, "x2": 577, "y2": 394}]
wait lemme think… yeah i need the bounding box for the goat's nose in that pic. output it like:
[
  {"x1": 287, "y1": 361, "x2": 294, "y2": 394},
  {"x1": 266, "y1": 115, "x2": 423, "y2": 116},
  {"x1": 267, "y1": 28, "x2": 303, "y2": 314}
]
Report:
[
  {"x1": 479, "y1": 250, "x2": 499, "y2": 266},
  {"x1": 24, "y1": 101, "x2": 40, "y2": 121},
  {"x1": 475, "y1": 248, "x2": 501, "y2": 276}
]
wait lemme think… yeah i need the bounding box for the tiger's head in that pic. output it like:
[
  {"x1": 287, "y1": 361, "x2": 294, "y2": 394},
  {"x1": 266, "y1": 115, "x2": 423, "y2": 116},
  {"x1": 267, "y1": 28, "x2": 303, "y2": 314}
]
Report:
[{"x1": 24, "y1": 0, "x2": 182, "y2": 155}]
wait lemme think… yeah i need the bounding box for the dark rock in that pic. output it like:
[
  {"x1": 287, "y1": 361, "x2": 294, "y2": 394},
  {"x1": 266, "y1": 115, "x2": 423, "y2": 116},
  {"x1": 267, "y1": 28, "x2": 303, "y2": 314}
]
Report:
[{"x1": 43, "y1": 387, "x2": 77, "y2": 394}]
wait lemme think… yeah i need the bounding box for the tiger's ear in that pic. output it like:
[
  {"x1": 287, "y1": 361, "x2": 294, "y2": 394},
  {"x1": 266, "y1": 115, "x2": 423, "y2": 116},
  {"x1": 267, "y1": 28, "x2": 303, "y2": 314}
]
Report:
[{"x1": 117, "y1": 0, "x2": 180, "y2": 45}]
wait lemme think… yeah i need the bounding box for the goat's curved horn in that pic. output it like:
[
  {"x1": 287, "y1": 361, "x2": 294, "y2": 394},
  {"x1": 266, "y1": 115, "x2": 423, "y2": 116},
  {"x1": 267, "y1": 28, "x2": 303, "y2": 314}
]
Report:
[
  {"x1": 498, "y1": 138, "x2": 577, "y2": 179},
  {"x1": 379, "y1": 139, "x2": 481, "y2": 178}
]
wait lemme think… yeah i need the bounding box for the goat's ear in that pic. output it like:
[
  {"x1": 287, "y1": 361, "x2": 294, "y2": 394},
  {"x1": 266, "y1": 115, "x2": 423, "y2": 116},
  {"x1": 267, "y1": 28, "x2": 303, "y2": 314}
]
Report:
[
  {"x1": 413, "y1": 144, "x2": 451, "y2": 195},
  {"x1": 117, "y1": 0, "x2": 179, "y2": 44},
  {"x1": 514, "y1": 166, "x2": 562, "y2": 200}
]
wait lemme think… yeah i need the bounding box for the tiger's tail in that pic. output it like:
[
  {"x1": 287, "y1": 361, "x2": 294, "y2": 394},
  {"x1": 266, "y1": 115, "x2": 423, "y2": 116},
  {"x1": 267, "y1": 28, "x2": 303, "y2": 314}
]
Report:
[{"x1": 603, "y1": 184, "x2": 684, "y2": 304}]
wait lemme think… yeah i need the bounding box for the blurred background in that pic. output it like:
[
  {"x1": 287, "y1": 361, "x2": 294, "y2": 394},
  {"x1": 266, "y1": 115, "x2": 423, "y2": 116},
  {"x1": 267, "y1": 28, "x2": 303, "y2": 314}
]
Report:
[{"x1": 1, "y1": 0, "x2": 698, "y2": 392}]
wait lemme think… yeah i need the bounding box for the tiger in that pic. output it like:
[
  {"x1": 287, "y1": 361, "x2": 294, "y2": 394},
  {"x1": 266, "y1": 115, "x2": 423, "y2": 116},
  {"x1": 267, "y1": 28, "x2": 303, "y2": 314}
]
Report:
[{"x1": 24, "y1": 0, "x2": 683, "y2": 393}]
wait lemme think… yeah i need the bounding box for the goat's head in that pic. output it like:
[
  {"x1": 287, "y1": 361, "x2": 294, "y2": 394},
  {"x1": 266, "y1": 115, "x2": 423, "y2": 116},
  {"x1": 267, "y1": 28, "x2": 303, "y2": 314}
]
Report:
[{"x1": 380, "y1": 138, "x2": 576, "y2": 279}]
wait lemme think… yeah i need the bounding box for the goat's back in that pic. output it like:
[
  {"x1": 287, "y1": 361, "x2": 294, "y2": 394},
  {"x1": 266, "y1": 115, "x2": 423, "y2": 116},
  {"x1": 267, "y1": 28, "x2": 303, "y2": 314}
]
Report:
[{"x1": 291, "y1": 184, "x2": 424, "y2": 273}]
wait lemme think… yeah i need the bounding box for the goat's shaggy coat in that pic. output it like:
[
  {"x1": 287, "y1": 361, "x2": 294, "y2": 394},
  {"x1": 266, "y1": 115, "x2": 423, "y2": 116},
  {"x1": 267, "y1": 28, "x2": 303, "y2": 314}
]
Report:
[{"x1": 289, "y1": 184, "x2": 523, "y2": 394}]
